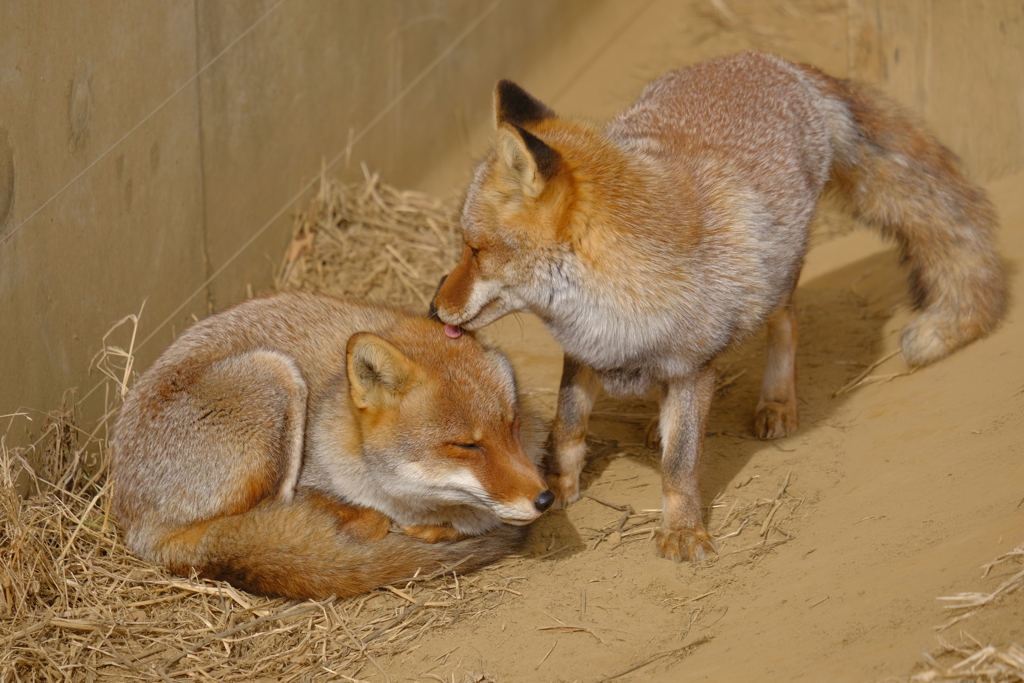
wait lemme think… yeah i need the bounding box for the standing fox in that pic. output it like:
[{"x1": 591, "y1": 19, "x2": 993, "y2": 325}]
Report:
[
  {"x1": 111, "y1": 292, "x2": 553, "y2": 599},
  {"x1": 431, "y1": 51, "x2": 1007, "y2": 563}
]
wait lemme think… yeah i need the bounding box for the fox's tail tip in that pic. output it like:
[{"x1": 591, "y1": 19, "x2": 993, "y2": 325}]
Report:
[
  {"x1": 899, "y1": 305, "x2": 1005, "y2": 368},
  {"x1": 900, "y1": 314, "x2": 957, "y2": 367}
]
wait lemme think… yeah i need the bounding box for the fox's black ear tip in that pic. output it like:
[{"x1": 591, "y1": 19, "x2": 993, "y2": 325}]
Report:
[
  {"x1": 495, "y1": 79, "x2": 523, "y2": 94},
  {"x1": 494, "y1": 80, "x2": 528, "y2": 111},
  {"x1": 495, "y1": 80, "x2": 555, "y2": 127}
]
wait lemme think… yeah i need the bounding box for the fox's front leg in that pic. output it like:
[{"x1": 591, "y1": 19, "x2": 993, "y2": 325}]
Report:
[
  {"x1": 655, "y1": 366, "x2": 718, "y2": 563},
  {"x1": 545, "y1": 355, "x2": 602, "y2": 508}
]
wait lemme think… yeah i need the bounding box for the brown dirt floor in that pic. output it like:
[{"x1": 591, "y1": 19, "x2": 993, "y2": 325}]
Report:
[
  {"x1": 386, "y1": 176, "x2": 1023, "y2": 681},
  {"x1": 372, "y1": 2, "x2": 1024, "y2": 681}
]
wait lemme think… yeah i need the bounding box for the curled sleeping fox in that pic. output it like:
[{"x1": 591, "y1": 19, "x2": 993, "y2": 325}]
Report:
[{"x1": 112, "y1": 292, "x2": 554, "y2": 599}]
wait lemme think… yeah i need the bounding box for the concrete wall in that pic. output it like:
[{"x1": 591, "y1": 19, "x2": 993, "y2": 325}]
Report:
[
  {"x1": 0, "y1": 0, "x2": 599, "y2": 449},
  {"x1": 849, "y1": 0, "x2": 1024, "y2": 183}
]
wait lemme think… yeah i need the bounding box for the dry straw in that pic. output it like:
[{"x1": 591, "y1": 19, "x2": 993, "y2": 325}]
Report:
[
  {"x1": 275, "y1": 162, "x2": 461, "y2": 312},
  {"x1": 909, "y1": 541, "x2": 1024, "y2": 682},
  {"x1": 936, "y1": 542, "x2": 1024, "y2": 632},
  {"x1": 0, "y1": 172, "x2": 534, "y2": 682},
  {"x1": 913, "y1": 636, "x2": 1024, "y2": 683}
]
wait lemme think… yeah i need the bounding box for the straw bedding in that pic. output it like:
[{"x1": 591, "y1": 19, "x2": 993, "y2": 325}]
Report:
[{"x1": 275, "y1": 163, "x2": 461, "y2": 311}]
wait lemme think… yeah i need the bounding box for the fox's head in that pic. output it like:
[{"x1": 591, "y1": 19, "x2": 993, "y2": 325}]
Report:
[
  {"x1": 432, "y1": 80, "x2": 592, "y2": 330},
  {"x1": 345, "y1": 326, "x2": 553, "y2": 529}
]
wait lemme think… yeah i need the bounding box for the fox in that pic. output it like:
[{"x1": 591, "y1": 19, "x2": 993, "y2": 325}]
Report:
[
  {"x1": 430, "y1": 51, "x2": 1007, "y2": 563},
  {"x1": 111, "y1": 292, "x2": 554, "y2": 599}
]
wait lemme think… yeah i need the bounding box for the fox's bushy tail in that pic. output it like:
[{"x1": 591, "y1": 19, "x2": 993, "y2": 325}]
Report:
[
  {"x1": 154, "y1": 490, "x2": 527, "y2": 600},
  {"x1": 802, "y1": 66, "x2": 1008, "y2": 365}
]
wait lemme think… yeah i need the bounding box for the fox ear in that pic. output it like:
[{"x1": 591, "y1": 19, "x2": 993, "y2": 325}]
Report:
[
  {"x1": 494, "y1": 80, "x2": 555, "y2": 128},
  {"x1": 346, "y1": 333, "x2": 421, "y2": 410},
  {"x1": 496, "y1": 124, "x2": 561, "y2": 199}
]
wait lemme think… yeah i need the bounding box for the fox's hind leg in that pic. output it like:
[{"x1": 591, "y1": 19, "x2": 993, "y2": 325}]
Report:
[
  {"x1": 136, "y1": 350, "x2": 309, "y2": 569},
  {"x1": 754, "y1": 294, "x2": 799, "y2": 439},
  {"x1": 545, "y1": 355, "x2": 602, "y2": 507},
  {"x1": 187, "y1": 350, "x2": 308, "y2": 508}
]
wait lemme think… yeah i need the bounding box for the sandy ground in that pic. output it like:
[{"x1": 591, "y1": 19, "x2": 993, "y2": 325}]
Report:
[
  {"x1": 368, "y1": 170, "x2": 1023, "y2": 683},
  {"x1": 371, "y1": 2, "x2": 1024, "y2": 681}
]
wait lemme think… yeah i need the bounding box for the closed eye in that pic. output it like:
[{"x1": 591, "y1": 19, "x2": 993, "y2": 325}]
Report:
[{"x1": 450, "y1": 442, "x2": 482, "y2": 451}]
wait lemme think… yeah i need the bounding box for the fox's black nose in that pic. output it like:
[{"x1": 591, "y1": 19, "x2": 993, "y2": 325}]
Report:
[
  {"x1": 534, "y1": 490, "x2": 555, "y2": 512},
  {"x1": 427, "y1": 274, "x2": 449, "y2": 321}
]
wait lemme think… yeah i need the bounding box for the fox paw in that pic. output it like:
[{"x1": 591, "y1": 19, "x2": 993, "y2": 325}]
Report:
[
  {"x1": 754, "y1": 401, "x2": 798, "y2": 439},
  {"x1": 545, "y1": 472, "x2": 581, "y2": 509},
  {"x1": 654, "y1": 527, "x2": 718, "y2": 563}
]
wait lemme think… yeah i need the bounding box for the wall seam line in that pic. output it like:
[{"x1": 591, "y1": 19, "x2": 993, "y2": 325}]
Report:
[
  {"x1": 137, "y1": 0, "x2": 506, "y2": 351},
  {"x1": 193, "y1": 0, "x2": 214, "y2": 316},
  {"x1": 69, "y1": 0, "x2": 505, "y2": 413}
]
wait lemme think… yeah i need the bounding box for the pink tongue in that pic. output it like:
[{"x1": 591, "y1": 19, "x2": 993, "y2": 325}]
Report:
[{"x1": 444, "y1": 324, "x2": 463, "y2": 339}]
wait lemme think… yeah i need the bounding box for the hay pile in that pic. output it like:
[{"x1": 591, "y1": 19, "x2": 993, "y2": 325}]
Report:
[
  {"x1": 0, "y1": 172, "x2": 535, "y2": 682},
  {"x1": 2, "y1": 430, "x2": 522, "y2": 681},
  {"x1": 276, "y1": 163, "x2": 462, "y2": 312}
]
